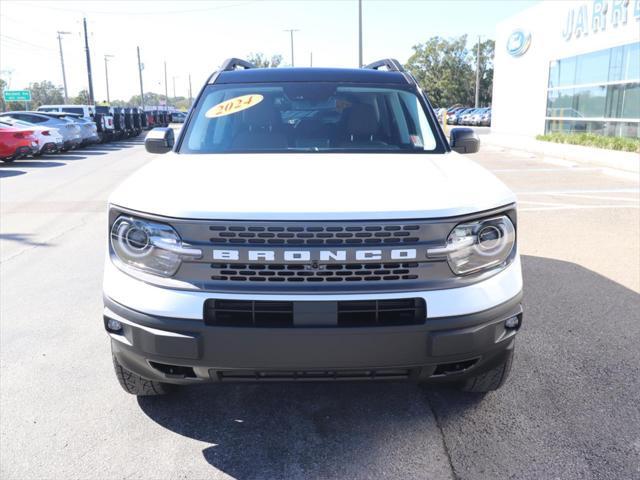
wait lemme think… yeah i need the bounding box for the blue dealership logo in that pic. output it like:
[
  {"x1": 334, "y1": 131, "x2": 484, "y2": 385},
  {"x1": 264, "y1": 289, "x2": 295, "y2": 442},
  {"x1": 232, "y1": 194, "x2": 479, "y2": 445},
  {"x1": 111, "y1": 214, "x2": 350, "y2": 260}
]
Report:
[{"x1": 506, "y1": 29, "x2": 531, "y2": 57}]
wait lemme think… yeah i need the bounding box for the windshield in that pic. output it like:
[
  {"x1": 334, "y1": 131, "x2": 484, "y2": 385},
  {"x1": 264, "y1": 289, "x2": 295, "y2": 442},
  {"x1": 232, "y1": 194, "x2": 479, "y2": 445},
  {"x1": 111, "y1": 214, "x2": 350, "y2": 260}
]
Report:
[
  {"x1": 61, "y1": 107, "x2": 84, "y2": 115},
  {"x1": 180, "y1": 83, "x2": 440, "y2": 154}
]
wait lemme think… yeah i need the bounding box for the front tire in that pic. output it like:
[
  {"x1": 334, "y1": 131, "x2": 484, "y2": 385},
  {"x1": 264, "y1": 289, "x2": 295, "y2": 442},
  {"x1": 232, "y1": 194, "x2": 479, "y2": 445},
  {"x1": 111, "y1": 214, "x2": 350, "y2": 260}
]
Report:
[
  {"x1": 112, "y1": 355, "x2": 173, "y2": 396},
  {"x1": 459, "y1": 347, "x2": 514, "y2": 393}
]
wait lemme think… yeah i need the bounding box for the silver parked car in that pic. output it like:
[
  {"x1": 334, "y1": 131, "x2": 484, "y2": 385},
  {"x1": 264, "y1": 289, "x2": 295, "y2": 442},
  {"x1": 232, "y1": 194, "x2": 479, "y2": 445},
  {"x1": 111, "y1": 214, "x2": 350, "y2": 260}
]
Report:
[
  {"x1": 1, "y1": 111, "x2": 82, "y2": 151},
  {"x1": 0, "y1": 117, "x2": 64, "y2": 155},
  {"x1": 37, "y1": 112, "x2": 99, "y2": 146}
]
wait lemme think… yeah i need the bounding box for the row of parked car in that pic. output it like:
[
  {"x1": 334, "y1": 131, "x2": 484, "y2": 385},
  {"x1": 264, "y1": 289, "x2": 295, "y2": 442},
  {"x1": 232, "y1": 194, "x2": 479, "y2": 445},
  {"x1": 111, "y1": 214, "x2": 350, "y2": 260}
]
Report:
[
  {"x1": 0, "y1": 105, "x2": 183, "y2": 162},
  {"x1": 443, "y1": 107, "x2": 492, "y2": 126}
]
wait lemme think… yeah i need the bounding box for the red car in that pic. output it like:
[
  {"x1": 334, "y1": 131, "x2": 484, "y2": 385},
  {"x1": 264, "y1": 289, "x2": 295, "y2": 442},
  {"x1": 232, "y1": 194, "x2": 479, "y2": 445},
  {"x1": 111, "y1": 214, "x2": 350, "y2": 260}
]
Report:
[{"x1": 0, "y1": 124, "x2": 38, "y2": 162}]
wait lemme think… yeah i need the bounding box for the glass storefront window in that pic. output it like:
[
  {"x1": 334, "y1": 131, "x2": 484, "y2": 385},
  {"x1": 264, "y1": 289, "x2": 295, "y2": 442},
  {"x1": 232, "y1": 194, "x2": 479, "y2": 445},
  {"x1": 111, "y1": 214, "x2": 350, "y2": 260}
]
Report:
[
  {"x1": 575, "y1": 49, "x2": 611, "y2": 85},
  {"x1": 621, "y1": 83, "x2": 640, "y2": 118},
  {"x1": 548, "y1": 61, "x2": 560, "y2": 89},
  {"x1": 548, "y1": 42, "x2": 640, "y2": 88},
  {"x1": 558, "y1": 57, "x2": 577, "y2": 87},
  {"x1": 574, "y1": 85, "x2": 607, "y2": 117},
  {"x1": 546, "y1": 43, "x2": 640, "y2": 137},
  {"x1": 622, "y1": 43, "x2": 640, "y2": 82}
]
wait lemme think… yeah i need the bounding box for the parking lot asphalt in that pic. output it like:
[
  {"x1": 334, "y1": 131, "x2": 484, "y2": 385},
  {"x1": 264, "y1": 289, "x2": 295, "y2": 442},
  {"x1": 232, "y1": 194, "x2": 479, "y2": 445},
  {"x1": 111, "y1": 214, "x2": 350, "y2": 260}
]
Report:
[{"x1": 1, "y1": 137, "x2": 639, "y2": 480}]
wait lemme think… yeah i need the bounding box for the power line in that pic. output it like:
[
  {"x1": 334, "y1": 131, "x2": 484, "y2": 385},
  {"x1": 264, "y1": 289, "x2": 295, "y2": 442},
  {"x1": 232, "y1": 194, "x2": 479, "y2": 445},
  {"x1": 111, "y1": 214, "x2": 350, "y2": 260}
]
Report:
[
  {"x1": 18, "y1": 1, "x2": 256, "y2": 16},
  {"x1": 0, "y1": 34, "x2": 56, "y2": 52}
]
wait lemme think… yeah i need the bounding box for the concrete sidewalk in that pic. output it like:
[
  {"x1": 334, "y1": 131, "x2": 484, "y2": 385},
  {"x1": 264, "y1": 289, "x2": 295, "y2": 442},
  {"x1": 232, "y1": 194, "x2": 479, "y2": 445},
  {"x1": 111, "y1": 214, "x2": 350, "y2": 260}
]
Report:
[{"x1": 481, "y1": 132, "x2": 639, "y2": 174}]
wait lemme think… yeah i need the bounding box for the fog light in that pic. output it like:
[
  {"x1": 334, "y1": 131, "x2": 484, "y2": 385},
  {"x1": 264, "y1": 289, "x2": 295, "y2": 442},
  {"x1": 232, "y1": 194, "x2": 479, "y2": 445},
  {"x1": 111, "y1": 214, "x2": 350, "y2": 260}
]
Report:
[
  {"x1": 505, "y1": 316, "x2": 520, "y2": 329},
  {"x1": 107, "y1": 318, "x2": 123, "y2": 332}
]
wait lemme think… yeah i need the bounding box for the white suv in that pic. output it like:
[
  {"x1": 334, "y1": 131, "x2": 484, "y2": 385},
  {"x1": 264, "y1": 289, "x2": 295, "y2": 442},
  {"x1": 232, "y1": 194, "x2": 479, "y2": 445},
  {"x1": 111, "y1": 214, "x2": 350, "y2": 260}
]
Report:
[{"x1": 104, "y1": 58, "x2": 522, "y2": 396}]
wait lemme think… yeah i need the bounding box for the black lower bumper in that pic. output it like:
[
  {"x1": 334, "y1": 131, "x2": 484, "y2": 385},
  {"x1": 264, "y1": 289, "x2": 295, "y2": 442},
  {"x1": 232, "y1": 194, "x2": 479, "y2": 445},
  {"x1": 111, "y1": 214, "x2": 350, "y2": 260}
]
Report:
[{"x1": 105, "y1": 293, "x2": 522, "y2": 385}]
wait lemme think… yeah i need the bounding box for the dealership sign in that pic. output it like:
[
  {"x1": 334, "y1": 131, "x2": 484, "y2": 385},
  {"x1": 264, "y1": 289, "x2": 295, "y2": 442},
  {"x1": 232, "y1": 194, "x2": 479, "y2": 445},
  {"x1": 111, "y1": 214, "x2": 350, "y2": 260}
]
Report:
[
  {"x1": 506, "y1": 29, "x2": 532, "y2": 57},
  {"x1": 3, "y1": 90, "x2": 31, "y2": 102},
  {"x1": 563, "y1": 0, "x2": 640, "y2": 41}
]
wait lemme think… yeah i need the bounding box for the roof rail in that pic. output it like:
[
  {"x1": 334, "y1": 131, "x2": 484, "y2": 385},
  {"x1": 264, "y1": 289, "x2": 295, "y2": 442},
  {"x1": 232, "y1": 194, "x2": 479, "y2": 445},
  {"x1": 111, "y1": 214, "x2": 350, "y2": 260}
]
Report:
[
  {"x1": 219, "y1": 58, "x2": 256, "y2": 72},
  {"x1": 363, "y1": 58, "x2": 405, "y2": 72}
]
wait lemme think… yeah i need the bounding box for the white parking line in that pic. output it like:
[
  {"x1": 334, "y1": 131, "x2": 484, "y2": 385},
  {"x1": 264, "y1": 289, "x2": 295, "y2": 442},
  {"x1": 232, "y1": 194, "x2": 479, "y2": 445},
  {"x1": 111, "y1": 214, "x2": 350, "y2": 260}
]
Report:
[
  {"x1": 493, "y1": 167, "x2": 601, "y2": 173},
  {"x1": 550, "y1": 193, "x2": 639, "y2": 202},
  {"x1": 507, "y1": 150, "x2": 537, "y2": 158},
  {"x1": 518, "y1": 200, "x2": 580, "y2": 207},
  {"x1": 541, "y1": 157, "x2": 578, "y2": 168},
  {"x1": 601, "y1": 168, "x2": 640, "y2": 182},
  {"x1": 521, "y1": 205, "x2": 639, "y2": 212},
  {"x1": 517, "y1": 188, "x2": 640, "y2": 195}
]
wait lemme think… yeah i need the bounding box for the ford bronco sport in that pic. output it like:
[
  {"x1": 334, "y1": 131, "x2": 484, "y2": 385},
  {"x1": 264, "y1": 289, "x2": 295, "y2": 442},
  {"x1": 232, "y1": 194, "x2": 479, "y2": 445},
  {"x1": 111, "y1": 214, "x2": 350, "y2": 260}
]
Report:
[{"x1": 104, "y1": 58, "x2": 522, "y2": 395}]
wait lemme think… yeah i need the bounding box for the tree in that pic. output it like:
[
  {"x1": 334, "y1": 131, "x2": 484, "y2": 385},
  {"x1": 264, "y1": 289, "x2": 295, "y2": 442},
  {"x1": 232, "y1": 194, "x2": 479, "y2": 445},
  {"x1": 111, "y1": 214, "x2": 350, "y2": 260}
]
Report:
[
  {"x1": 28, "y1": 80, "x2": 64, "y2": 108},
  {"x1": 71, "y1": 89, "x2": 90, "y2": 105},
  {"x1": 405, "y1": 35, "x2": 494, "y2": 107},
  {"x1": 126, "y1": 92, "x2": 166, "y2": 107},
  {"x1": 0, "y1": 78, "x2": 6, "y2": 111},
  {"x1": 246, "y1": 53, "x2": 283, "y2": 68},
  {"x1": 471, "y1": 39, "x2": 495, "y2": 106}
]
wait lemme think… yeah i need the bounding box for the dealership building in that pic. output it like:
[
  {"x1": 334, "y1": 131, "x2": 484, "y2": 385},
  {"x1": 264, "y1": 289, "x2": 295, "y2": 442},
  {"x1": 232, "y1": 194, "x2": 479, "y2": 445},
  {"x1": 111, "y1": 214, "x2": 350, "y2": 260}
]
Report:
[{"x1": 492, "y1": 0, "x2": 640, "y2": 138}]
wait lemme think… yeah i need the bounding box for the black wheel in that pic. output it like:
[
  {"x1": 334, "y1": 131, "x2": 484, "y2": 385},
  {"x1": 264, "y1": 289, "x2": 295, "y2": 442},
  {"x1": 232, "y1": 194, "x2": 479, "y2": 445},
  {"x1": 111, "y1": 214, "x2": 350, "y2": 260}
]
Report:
[
  {"x1": 112, "y1": 355, "x2": 174, "y2": 396},
  {"x1": 1, "y1": 156, "x2": 16, "y2": 163},
  {"x1": 459, "y1": 347, "x2": 514, "y2": 393}
]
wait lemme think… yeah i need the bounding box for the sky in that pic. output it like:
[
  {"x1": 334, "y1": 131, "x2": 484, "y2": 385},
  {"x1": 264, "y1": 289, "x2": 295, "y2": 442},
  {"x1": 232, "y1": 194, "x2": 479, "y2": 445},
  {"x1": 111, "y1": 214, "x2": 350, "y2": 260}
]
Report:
[{"x1": 0, "y1": 0, "x2": 537, "y2": 102}]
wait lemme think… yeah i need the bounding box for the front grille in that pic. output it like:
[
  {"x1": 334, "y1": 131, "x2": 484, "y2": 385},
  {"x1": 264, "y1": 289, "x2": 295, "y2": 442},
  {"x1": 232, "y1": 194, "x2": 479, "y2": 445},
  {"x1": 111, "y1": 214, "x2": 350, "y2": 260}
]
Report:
[
  {"x1": 210, "y1": 262, "x2": 420, "y2": 283},
  {"x1": 204, "y1": 298, "x2": 426, "y2": 327},
  {"x1": 161, "y1": 210, "x2": 515, "y2": 293},
  {"x1": 209, "y1": 223, "x2": 421, "y2": 245}
]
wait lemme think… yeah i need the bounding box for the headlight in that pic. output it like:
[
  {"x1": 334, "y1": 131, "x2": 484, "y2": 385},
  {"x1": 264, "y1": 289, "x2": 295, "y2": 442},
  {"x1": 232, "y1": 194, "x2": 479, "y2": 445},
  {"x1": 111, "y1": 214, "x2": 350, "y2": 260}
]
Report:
[
  {"x1": 110, "y1": 216, "x2": 201, "y2": 277},
  {"x1": 428, "y1": 215, "x2": 515, "y2": 275}
]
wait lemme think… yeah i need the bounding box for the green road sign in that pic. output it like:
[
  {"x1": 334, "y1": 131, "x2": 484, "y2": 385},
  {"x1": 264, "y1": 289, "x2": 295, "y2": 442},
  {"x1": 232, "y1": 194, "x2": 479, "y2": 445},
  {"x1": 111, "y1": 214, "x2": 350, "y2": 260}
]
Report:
[{"x1": 3, "y1": 90, "x2": 31, "y2": 102}]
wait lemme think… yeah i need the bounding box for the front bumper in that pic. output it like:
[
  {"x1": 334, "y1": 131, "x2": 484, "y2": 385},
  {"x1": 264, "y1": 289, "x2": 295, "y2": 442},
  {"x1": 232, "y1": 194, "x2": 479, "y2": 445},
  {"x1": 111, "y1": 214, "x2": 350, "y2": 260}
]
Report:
[
  {"x1": 106, "y1": 294, "x2": 521, "y2": 384},
  {"x1": 105, "y1": 249, "x2": 523, "y2": 384}
]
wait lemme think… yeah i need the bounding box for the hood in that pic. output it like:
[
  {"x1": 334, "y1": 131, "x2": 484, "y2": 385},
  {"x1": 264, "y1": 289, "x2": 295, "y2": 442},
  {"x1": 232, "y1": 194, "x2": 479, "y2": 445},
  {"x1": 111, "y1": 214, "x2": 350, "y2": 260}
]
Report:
[{"x1": 109, "y1": 152, "x2": 516, "y2": 220}]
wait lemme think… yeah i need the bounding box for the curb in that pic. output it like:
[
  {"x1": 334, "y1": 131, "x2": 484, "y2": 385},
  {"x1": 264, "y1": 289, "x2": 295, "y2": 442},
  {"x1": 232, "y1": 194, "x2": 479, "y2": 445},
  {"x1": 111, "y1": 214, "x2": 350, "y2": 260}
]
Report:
[{"x1": 482, "y1": 134, "x2": 640, "y2": 175}]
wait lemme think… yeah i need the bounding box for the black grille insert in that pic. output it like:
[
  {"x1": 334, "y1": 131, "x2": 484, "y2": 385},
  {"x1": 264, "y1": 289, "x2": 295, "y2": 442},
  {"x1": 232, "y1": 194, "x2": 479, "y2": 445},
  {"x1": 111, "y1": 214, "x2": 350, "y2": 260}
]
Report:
[
  {"x1": 209, "y1": 223, "x2": 421, "y2": 245},
  {"x1": 210, "y1": 262, "x2": 420, "y2": 283},
  {"x1": 337, "y1": 298, "x2": 426, "y2": 326},
  {"x1": 203, "y1": 298, "x2": 426, "y2": 327},
  {"x1": 205, "y1": 300, "x2": 294, "y2": 327},
  {"x1": 215, "y1": 368, "x2": 412, "y2": 381}
]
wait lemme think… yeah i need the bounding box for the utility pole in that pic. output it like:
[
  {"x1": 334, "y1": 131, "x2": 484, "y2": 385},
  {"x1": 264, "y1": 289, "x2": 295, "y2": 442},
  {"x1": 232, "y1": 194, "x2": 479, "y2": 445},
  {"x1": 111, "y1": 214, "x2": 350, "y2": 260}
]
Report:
[
  {"x1": 358, "y1": 0, "x2": 363, "y2": 67},
  {"x1": 474, "y1": 36, "x2": 481, "y2": 108},
  {"x1": 83, "y1": 18, "x2": 95, "y2": 104},
  {"x1": 188, "y1": 73, "x2": 193, "y2": 107},
  {"x1": 164, "y1": 61, "x2": 169, "y2": 105},
  {"x1": 310, "y1": 52, "x2": 313, "y2": 67},
  {"x1": 56, "y1": 31, "x2": 70, "y2": 103},
  {"x1": 137, "y1": 46, "x2": 145, "y2": 111},
  {"x1": 104, "y1": 55, "x2": 114, "y2": 104},
  {"x1": 284, "y1": 29, "x2": 299, "y2": 67}
]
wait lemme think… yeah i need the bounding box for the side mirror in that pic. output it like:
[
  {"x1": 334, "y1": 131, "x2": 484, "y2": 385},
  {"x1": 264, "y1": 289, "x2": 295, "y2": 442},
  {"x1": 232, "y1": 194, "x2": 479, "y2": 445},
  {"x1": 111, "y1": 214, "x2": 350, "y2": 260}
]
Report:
[
  {"x1": 450, "y1": 127, "x2": 480, "y2": 154},
  {"x1": 145, "y1": 127, "x2": 174, "y2": 154}
]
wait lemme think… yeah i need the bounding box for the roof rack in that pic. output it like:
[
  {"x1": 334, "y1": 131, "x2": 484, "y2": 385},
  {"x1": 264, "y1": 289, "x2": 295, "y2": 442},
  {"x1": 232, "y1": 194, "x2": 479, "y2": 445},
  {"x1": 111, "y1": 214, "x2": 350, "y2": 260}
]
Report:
[
  {"x1": 363, "y1": 58, "x2": 405, "y2": 72},
  {"x1": 219, "y1": 58, "x2": 256, "y2": 72}
]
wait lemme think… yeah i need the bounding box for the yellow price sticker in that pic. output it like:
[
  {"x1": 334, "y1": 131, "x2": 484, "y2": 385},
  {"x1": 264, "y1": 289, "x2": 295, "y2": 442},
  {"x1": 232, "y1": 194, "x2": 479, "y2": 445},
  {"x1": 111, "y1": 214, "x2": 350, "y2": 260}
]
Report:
[{"x1": 205, "y1": 94, "x2": 264, "y2": 118}]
